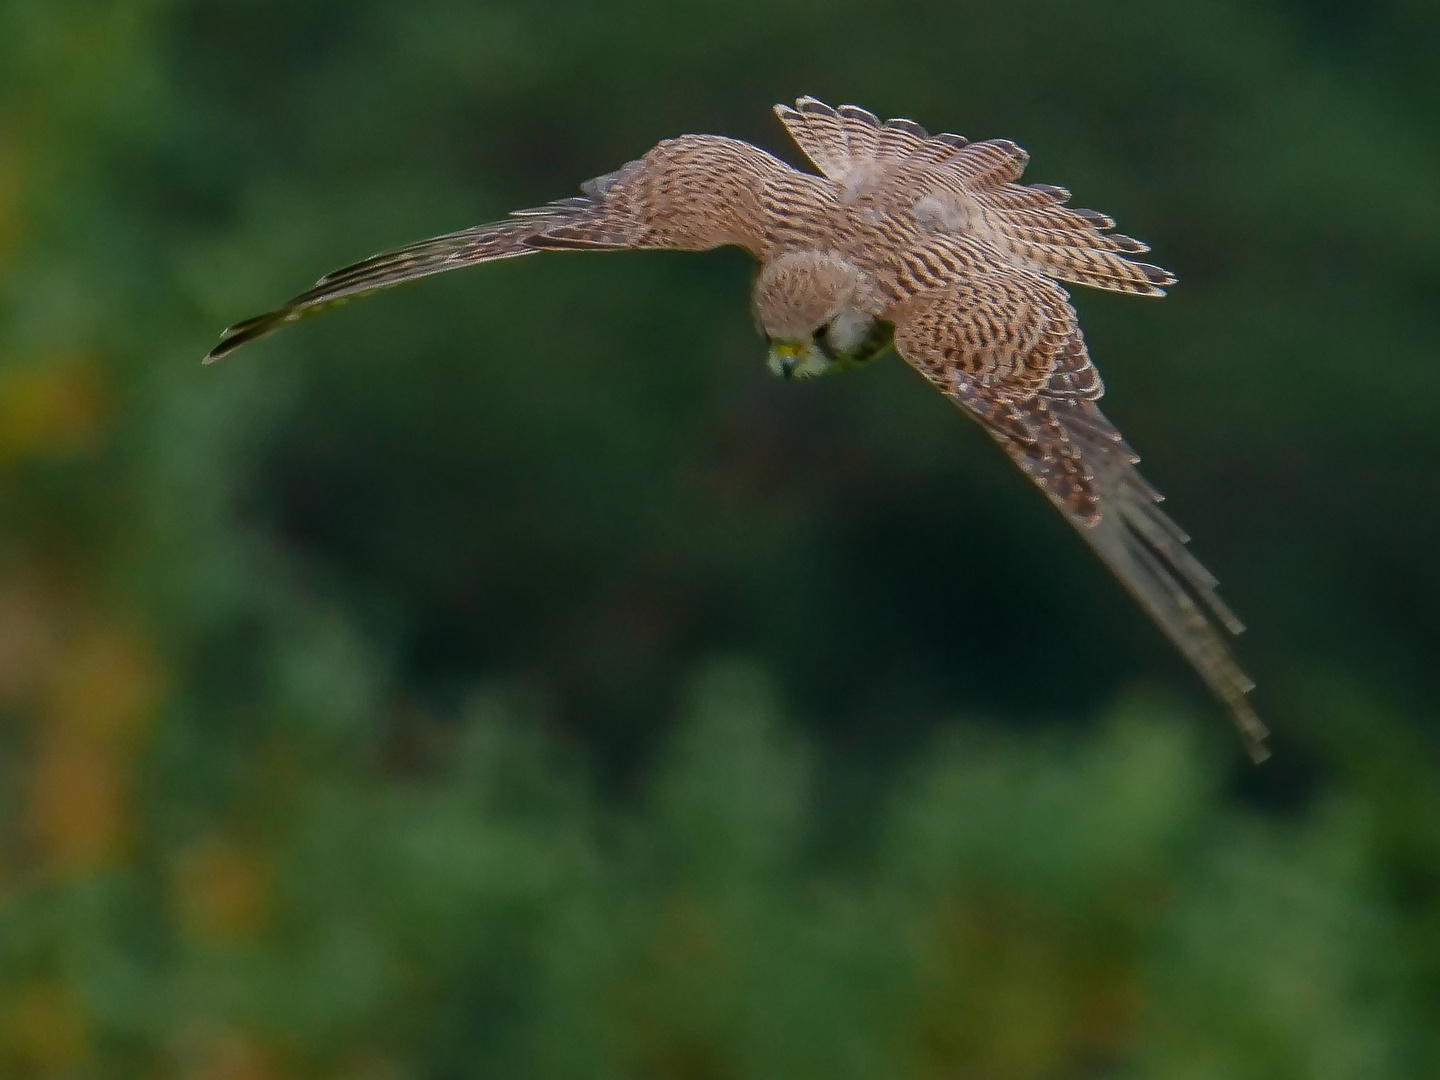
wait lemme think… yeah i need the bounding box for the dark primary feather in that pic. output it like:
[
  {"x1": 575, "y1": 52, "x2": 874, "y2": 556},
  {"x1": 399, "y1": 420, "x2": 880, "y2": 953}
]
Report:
[
  {"x1": 888, "y1": 253, "x2": 1265, "y2": 761},
  {"x1": 202, "y1": 186, "x2": 630, "y2": 363},
  {"x1": 203, "y1": 135, "x2": 790, "y2": 362},
  {"x1": 953, "y1": 384, "x2": 1269, "y2": 763},
  {"x1": 204, "y1": 220, "x2": 545, "y2": 362}
]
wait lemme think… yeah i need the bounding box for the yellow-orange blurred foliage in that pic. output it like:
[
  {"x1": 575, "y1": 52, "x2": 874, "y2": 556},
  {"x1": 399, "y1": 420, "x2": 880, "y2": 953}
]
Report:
[
  {"x1": 5, "y1": 585, "x2": 166, "y2": 874},
  {"x1": 0, "y1": 978, "x2": 92, "y2": 1077},
  {"x1": 0, "y1": 355, "x2": 109, "y2": 467},
  {"x1": 173, "y1": 836, "x2": 273, "y2": 944},
  {"x1": 908, "y1": 898, "x2": 1141, "y2": 1079},
  {"x1": 176, "y1": 1027, "x2": 285, "y2": 1080}
]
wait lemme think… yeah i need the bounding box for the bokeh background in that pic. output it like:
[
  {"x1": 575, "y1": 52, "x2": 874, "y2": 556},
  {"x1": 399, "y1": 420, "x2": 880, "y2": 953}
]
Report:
[{"x1": 2, "y1": 0, "x2": 1438, "y2": 1076}]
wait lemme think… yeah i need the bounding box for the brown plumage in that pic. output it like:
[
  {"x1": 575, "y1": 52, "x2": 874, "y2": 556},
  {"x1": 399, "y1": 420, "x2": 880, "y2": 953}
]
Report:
[{"x1": 206, "y1": 97, "x2": 1267, "y2": 762}]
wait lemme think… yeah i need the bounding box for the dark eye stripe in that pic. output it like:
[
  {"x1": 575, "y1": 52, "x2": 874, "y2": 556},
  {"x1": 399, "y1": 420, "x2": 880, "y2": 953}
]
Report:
[{"x1": 813, "y1": 327, "x2": 838, "y2": 360}]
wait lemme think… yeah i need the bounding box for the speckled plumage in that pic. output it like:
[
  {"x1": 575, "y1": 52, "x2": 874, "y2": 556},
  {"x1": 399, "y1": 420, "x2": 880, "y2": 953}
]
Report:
[{"x1": 206, "y1": 98, "x2": 1267, "y2": 761}]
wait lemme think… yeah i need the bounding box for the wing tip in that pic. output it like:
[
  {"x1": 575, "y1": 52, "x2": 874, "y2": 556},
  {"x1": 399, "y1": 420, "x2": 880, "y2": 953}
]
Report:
[
  {"x1": 202, "y1": 311, "x2": 287, "y2": 363},
  {"x1": 1109, "y1": 233, "x2": 1150, "y2": 254},
  {"x1": 1139, "y1": 262, "x2": 1178, "y2": 287},
  {"x1": 1235, "y1": 702, "x2": 1271, "y2": 764}
]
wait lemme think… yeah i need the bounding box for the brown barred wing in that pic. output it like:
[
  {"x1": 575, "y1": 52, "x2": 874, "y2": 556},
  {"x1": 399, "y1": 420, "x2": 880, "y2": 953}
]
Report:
[
  {"x1": 887, "y1": 267, "x2": 1081, "y2": 400},
  {"x1": 205, "y1": 134, "x2": 793, "y2": 362},
  {"x1": 204, "y1": 216, "x2": 551, "y2": 361},
  {"x1": 961, "y1": 384, "x2": 1268, "y2": 762},
  {"x1": 772, "y1": 96, "x2": 1176, "y2": 298},
  {"x1": 890, "y1": 277, "x2": 1266, "y2": 760}
]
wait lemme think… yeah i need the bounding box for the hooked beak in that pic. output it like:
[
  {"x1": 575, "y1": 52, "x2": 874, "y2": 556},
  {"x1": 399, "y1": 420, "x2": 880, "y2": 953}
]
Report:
[{"x1": 769, "y1": 340, "x2": 806, "y2": 380}]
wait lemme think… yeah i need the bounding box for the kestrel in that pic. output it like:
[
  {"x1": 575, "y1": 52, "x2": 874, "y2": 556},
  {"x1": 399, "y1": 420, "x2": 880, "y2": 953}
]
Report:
[{"x1": 207, "y1": 97, "x2": 1268, "y2": 761}]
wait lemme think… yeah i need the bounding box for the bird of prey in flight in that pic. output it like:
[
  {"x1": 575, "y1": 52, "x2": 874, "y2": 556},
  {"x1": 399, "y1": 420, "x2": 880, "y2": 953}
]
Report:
[{"x1": 207, "y1": 97, "x2": 1268, "y2": 761}]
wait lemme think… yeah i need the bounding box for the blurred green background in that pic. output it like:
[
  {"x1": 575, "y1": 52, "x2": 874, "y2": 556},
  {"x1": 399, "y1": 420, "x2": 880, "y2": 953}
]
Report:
[{"x1": 2, "y1": 0, "x2": 1438, "y2": 1076}]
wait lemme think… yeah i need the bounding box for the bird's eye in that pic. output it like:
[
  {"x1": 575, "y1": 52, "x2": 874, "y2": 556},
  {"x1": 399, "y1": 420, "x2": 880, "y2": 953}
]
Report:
[{"x1": 812, "y1": 324, "x2": 838, "y2": 360}]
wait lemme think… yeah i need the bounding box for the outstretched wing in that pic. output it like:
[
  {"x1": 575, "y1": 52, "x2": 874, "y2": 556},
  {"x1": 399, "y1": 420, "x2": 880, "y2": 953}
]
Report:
[
  {"x1": 891, "y1": 278, "x2": 1268, "y2": 762},
  {"x1": 773, "y1": 97, "x2": 1175, "y2": 297},
  {"x1": 206, "y1": 134, "x2": 794, "y2": 361}
]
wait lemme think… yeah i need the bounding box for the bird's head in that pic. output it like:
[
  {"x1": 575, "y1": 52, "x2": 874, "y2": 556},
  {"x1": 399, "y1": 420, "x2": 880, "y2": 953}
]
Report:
[{"x1": 753, "y1": 252, "x2": 892, "y2": 379}]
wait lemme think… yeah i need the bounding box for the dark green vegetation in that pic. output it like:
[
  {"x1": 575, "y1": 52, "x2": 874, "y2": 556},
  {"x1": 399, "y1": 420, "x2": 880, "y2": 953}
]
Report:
[{"x1": 1, "y1": 1, "x2": 1437, "y2": 1076}]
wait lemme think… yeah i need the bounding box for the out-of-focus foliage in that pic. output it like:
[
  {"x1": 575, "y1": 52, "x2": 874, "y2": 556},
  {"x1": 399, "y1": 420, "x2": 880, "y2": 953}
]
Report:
[
  {"x1": 0, "y1": 0, "x2": 1436, "y2": 1076},
  {"x1": 0, "y1": 661, "x2": 1416, "y2": 1078}
]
